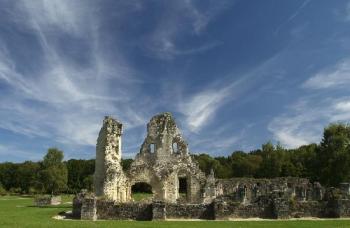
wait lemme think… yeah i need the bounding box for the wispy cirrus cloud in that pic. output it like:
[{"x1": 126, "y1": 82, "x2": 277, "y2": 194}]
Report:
[
  {"x1": 177, "y1": 51, "x2": 288, "y2": 133},
  {"x1": 275, "y1": 0, "x2": 312, "y2": 34},
  {"x1": 178, "y1": 88, "x2": 230, "y2": 132},
  {"x1": 268, "y1": 97, "x2": 350, "y2": 148},
  {"x1": 268, "y1": 99, "x2": 328, "y2": 148},
  {"x1": 0, "y1": 0, "x2": 149, "y2": 151},
  {"x1": 302, "y1": 59, "x2": 350, "y2": 89},
  {"x1": 0, "y1": 143, "x2": 42, "y2": 161},
  {"x1": 143, "y1": 0, "x2": 232, "y2": 59},
  {"x1": 0, "y1": 0, "x2": 236, "y2": 160},
  {"x1": 269, "y1": 58, "x2": 350, "y2": 148}
]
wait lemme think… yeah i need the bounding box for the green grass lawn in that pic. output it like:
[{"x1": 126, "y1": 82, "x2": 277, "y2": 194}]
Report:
[
  {"x1": 132, "y1": 192, "x2": 153, "y2": 202},
  {"x1": 0, "y1": 195, "x2": 350, "y2": 228}
]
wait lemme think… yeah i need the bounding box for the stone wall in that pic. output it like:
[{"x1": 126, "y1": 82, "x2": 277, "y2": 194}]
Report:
[
  {"x1": 215, "y1": 177, "x2": 324, "y2": 204},
  {"x1": 97, "y1": 201, "x2": 153, "y2": 220},
  {"x1": 164, "y1": 203, "x2": 214, "y2": 219},
  {"x1": 34, "y1": 195, "x2": 61, "y2": 206},
  {"x1": 94, "y1": 116, "x2": 130, "y2": 202},
  {"x1": 88, "y1": 112, "x2": 350, "y2": 220},
  {"x1": 76, "y1": 197, "x2": 214, "y2": 220},
  {"x1": 127, "y1": 113, "x2": 206, "y2": 204},
  {"x1": 74, "y1": 194, "x2": 350, "y2": 220}
]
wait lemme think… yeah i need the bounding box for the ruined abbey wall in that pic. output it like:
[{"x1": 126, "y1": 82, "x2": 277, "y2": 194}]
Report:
[
  {"x1": 94, "y1": 117, "x2": 130, "y2": 202},
  {"x1": 93, "y1": 113, "x2": 207, "y2": 204},
  {"x1": 82, "y1": 112, "x2": 350, "y2": 221},
  {"x1": 127, "y1": 113, "x2": 205, "y2": 203}
]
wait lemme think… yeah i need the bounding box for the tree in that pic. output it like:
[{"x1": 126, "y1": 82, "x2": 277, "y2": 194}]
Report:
[
  {"x1": 229, "y1": 151, "x2": 262, "y2": 177},
  {"x1": 16, "y1": 161, "x2": 40, "y2": 193},
  {"x1": 66, "y1": 159, "x2": 94, "y2": 193},
  {"x1": 316, "y1": 123, "x2": 350, "y2": 186},
  {"x1": 193, "y1": 154, "x2": 222, "y2": 176},
  {"x1": 40, "y1": 148, "x2": 68, "y2": 195},
  {"x1": 289, "y1": 144, "x2": 317, "y2": 180},
  {"x1": 257, "y1": 142, "x2": 285, "y2": 178},
  {"x1": 0, "y1": 162, "x2": 18, "y2": 191}
]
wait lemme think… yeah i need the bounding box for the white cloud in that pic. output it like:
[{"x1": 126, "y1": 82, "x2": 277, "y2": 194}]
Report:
[
  {"x1": 269, "y1": 97, "x2": 350, "y2": 148},
  {"x1": 0, "y1": 144, "x2": 42, "y2": 161},
  {"x1": 18, "y1": 0, "x2": 91, "y2": 36},
  {"x1": 268, "y1": 102, "x2": 325, "y2": 148},
  {"x1": 179, "y1": 89, "x2": 229, "y2": 132},
  {"x1": 335, "y1": 100, "x2": 350, "y2": 112},
  {"x1": 178, "y1": 51, "x2": 288, "y2": 133},
  {"x1": 269, "y1": 58, "x2": 350, "y2": 148},
  {"x1": 0, "y1": 1, "x2": 150, "y2": 151},
  {"x1": 302, "y1": 59, "x2": 350, "y2": 89},
  {"x1": 144, "y1": 0, "x2": 231, "y2": 59}
]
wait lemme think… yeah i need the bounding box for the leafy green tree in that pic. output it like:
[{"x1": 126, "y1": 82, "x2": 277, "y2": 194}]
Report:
[
  {"x1": 214, "y1": 156, "x2": 232, "y2": 178},
  {"x1": 0, "y1": 162, "x2": 18, "y2": 191},
  {"x1": 16, "y1": 161, "x2": 40, "y2": 193},
  {"x1": 193, "y1": 154, "x2": 223, "y2": 176},
  {"x1": 66, "y1": 159, "x2": 94, "y2": 193},
  {"x1": 257, "y1": 142, "x2": 285, "y2": 178},
  {"x1": 40, "y1": 148, "x2": 68, "y2": 195},
  {"x1": 289, "y1": 144, "x2": 317, "y2": 180},
  {"x1": 317, "y1": 123, "x2": 350, "y2": 186},
  {"x1": 83, "y1": 175, "x2": 94, "y2": 191},
  {"x1": 229, "y1": 151, "x2": 262, "y2": 177}
]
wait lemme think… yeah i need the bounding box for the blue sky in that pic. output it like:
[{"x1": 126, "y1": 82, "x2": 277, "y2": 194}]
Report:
[{"x1": 0, "y1": 0, "x2": 350, "y2": 162}]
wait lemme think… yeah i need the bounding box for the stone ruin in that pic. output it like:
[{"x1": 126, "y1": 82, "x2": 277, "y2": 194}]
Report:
[
  {"x1": 73, "y1": 112, "x2": 350, "y2": 220},
  {"x1": 93, "y1": 112, "x2": 208, "y2": 204}
]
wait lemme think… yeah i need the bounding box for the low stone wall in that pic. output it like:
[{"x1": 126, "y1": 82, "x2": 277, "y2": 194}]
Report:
[
  {"x1": 339, "y1": 199, "x2": 350, "y2": 217},
  {"x1": 165, "y1": 203, "x2": 214, "y2": 219},
  {"x1": 213, "y1": 195, "x2": 273, "y2": 219},
  {"x1": 73, "y1": 195, "x2": 350, "y2": 221},
  {"x1": 289, "y1": 201, "x2": 324, "y2": 218},
  {"x1": 97, "y1": 201, "x2": 153, "y2": 220},
  {"x1": 34, "y1": 195, "x2": 61, "y2": 206}
]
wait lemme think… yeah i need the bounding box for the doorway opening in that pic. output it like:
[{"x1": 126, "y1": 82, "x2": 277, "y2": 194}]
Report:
[
  {"x1": 131, "y1": 182, "x2": 153, "y2": 202},
  {"x1": 178, "y1": 177, "x2": 188, "y2": 201}
]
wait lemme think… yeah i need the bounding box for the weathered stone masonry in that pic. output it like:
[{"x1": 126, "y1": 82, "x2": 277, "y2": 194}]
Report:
[
  {"x1": 94, "y1": 117, "x2": 130, "y2": 202},
  {"x1": 74, "y1": 112, "x2": 350, "y2": 220},
  {"x1": 94, "y1": 112, "x2": 208, "y2": 204}
]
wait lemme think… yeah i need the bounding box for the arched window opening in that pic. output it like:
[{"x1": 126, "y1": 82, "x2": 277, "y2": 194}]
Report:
[
  {"x1": 178, "y1": 177, "x2": 188, "y2": 198},
  {"x1": 150, "y1": 143, "x2": 155, "y2": 153},
  {"x1": 172, "y1": 142, "x2": 178, "y2": 154},
  {"x1": 131, "y1": 182, "x2": 153, "y2": 202}
]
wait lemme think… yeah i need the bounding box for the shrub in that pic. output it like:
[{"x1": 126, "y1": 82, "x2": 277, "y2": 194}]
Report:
[{"x1": 0, "y1": 184, "x2": 7, "y2": 196}]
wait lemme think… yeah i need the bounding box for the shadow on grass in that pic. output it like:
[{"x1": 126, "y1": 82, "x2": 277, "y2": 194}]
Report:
[
  {"x1": 27, "y1": 205, "x2": 72, "y2": 209},
  {"x1": 3, "y1": 194, "x2": 34, "y2": 198}
]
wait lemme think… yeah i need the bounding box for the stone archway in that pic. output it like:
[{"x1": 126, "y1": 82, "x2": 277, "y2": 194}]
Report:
[{"x1": 131, "y1": 182, "x2": 153, "y2": 202}]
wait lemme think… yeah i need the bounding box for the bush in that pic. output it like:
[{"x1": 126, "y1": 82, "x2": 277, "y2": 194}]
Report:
[
  {"x1": 9, "y1": 187, "x2": 22, "y2": 195},
  {"x1": 0, "y1": 184, "x2": 7, "y2": 196},
  {"x1": 28, "y1": 187, "x2": 39, "y2": 195}
]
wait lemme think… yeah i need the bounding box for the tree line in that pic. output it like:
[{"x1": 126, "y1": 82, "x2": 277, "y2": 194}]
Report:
[
  {"x1": 194, "y1": 123, "x2": 350, "y2": 187},
  {"x1": 0, "y1": 123, "x2": 349, "y2": 195}
]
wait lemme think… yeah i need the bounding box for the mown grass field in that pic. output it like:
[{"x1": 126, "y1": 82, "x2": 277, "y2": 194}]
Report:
[
  {"x1": 1, "y1": 195, "x2": 350, "y2": 228},
  {"x1": 132, "y1": 192, "x2": 153, "y2": 201}
]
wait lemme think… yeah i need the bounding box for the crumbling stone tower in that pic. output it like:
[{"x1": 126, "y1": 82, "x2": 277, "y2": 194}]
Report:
[
  {"x1": 94, "y1": 116, "x2": 130, "y2": 202},
  {"x1": 128, "y1": 112, "x2": 206, "y2": 203}
]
